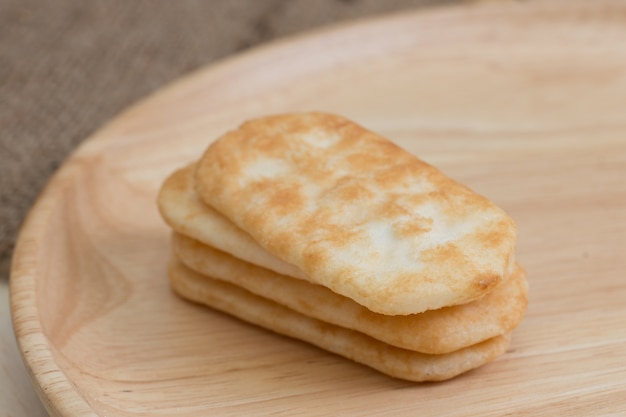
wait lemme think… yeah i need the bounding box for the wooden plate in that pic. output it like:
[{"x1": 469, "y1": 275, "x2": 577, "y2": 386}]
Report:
[{"x1": 11, "y1": 1, "x2": 626, "y2": 415}]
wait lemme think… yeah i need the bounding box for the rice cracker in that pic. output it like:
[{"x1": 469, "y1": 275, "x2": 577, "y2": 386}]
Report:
[
  {"x1": 195, "y1": 112, "x2": 517, "y2": 315},
  {"x1": 168, "y1": 259, "x2": 512, "y2": 382},
  {"x1": 173, "y1": 232, "x2": 527, "y2": 354},
  {"x1": 157, "y1": 164, "x2": 307, "y2": 280}
]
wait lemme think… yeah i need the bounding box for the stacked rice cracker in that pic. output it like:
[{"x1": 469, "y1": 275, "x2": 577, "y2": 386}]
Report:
[{"x1": 158, "y1": 112, "x2": 527, "y2": 382}]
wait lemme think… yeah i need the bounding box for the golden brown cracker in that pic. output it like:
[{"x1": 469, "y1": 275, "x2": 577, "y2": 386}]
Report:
[
  {"x1": 168, "y1": 258, "x2": 512, "y2": 382},
  {"x1": 195, "y1": 113, "x2": 517, "y2": 314},
  {"x1": 157, "y1": 164, "x2": 308, "y2": 279},
  {"x1": 173, "y1": 232, "x2": 527, "y2": 354}
]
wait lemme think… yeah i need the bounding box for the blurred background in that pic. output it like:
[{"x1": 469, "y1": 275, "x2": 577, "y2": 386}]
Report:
[{"x1": 0, "y1": 0, "x2": 477, "y2": 280}]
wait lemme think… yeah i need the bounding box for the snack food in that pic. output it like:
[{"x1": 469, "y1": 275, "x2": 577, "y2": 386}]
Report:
[
  {"x1": 158, "y1": 112, "x2": 526, "y2": 381},
  {"x1": 158, "y1": 164, "x2": 306, "y2": 279},
  {"x1": 173, "y1": 232, "x2": 527, "y2": 354},
  {"x1": 169, "y1": 259, "x2": 512, "y2": 382},
  {"x1": 195, "y1": 113, "x2": 517, "y2": 315}
]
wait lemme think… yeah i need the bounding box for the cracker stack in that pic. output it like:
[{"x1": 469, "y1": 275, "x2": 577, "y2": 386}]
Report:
[{"x1": 158, "y1": 112, "x2": 527, "y2": 382}]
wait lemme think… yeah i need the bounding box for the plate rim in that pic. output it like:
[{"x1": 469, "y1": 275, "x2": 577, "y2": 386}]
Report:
[{"x1": 8, "y1": 1, "x2": 616, "y2": 415}]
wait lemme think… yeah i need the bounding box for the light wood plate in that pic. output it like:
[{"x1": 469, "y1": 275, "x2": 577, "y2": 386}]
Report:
[{"x1": 11, "y1": 1, "x2": 626, "y2": 415}]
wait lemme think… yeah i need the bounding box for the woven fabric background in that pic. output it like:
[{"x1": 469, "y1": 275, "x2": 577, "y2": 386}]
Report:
[{"x1": 0, "y1": 0, "x2": 470, "y2": 279}]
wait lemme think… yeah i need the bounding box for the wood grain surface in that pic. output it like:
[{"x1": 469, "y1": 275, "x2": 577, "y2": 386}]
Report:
[{"x1": 10, "y1": 1, "x2": 626, "y2": 415}]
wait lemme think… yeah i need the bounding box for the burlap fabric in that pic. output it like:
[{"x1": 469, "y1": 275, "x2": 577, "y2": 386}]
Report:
[{"x1": 0, "y1": 0, "x2": 469, "y2": 279}]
